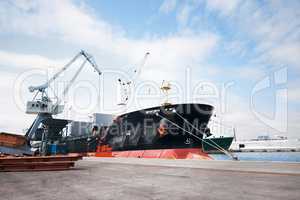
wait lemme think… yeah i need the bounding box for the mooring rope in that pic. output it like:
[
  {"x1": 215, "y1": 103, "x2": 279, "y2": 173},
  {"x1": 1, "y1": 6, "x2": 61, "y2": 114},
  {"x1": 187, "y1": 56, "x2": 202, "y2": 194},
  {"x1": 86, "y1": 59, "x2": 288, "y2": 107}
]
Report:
[
  {"x1": 156, "y1": 112, "x2": 229, "y2": 157},
  {"x1": 156, "y1": 112, "x2": 238, "y2": 160},
  {"x1": 173, "y1": 111, "x2": 233, "y2": 155}
]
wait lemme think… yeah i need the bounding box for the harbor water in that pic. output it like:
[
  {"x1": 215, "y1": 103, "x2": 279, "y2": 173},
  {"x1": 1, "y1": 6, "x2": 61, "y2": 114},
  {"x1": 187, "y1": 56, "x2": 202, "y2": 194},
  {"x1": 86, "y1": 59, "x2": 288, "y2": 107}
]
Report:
[{"x1": 210, "y1": 152, "x2": 300, "y2": 162}]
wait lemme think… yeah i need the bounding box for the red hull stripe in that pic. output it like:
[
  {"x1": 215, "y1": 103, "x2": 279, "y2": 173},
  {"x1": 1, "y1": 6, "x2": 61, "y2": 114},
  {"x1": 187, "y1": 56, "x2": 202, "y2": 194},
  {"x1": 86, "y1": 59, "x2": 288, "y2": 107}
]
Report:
[{"x1": 95, "y1": 148, "x2": 212, "y2": 160}]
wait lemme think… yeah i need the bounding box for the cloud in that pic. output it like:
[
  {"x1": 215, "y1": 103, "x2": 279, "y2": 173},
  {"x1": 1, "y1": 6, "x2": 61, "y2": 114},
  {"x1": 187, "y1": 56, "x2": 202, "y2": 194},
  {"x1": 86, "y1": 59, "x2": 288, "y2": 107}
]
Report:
[
  {"x1": 176, "y1": 4, "x2": 194, "y2": 26},
  {"x1": 182, "y1": 0, "x2": 300, "y2": 73},
  {"x1": 231, "y1": 1, "x2": 300, "y2": 68},
  {"x1": 266, "y1": 42, "x2": 300, "y2": 69},
  {"x1": 231, "y1": 65, "x2": 265, "y2": 81},
  {"x1": 0, "y1": 0, "x2": 120, "y2": 48},
  {"x1": 0, "y1": 0, "x2": 218, "y2": 67},
  {"x1": 205, "y1": 0, "x2": 241, "y2": 16},
  {"x1": 215, "y1": 88, "x2": 293, "y2": 140},
  {"x1": 0, "y1": 50, "x2": 65, "y2": 70},
  {"x1": 0, "y1": 71, "x2": 35, "y2": 134},
  {"x1": 288, "y1": 88, "x2": 300, "y2": 103},
  {"x1": 159, "y1": 0, "x2": 177, "y2": 14},
  {"x1": 223, "y1": 40, "x2": 247, "y2": 57}
]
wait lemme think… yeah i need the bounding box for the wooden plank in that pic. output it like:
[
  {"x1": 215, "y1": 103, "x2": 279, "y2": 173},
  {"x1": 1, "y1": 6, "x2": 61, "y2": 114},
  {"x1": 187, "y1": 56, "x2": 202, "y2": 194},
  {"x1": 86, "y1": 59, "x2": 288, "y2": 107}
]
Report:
[
  {"x1": 0, "y1": 167, "x2": 73, "y2": 172},
  {"x1": 0, "y1": 155, "x2": 82, "y2": 172},
  {"x1": 0, "y1": 132, "x2": 26, "y2": 147},
  {"x1": 0, "y1": 161, "x2": 75, "y2": 172},
  {"x1": 0, "y1": 155, "x2": 82, "y2": 164}
]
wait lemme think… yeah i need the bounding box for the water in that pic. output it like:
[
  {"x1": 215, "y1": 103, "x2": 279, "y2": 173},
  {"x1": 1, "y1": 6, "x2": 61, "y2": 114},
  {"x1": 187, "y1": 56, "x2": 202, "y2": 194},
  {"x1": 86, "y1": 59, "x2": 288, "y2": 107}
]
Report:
[{"x1": 210, "y1": 152, "x2": 300, "y2": 162}]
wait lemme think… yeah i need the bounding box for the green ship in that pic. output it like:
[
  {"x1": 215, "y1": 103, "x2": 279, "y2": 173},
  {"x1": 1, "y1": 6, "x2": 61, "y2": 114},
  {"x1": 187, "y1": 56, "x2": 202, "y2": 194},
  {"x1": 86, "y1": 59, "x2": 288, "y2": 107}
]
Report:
[{"x1": 202, "y1": 136, "x2": 234, "y2": 153}]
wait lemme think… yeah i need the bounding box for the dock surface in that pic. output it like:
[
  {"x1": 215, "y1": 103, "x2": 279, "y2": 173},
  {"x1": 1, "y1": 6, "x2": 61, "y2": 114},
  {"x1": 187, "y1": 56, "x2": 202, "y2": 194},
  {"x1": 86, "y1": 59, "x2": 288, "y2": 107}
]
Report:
[{"x1": 1, "y1": 157, "x2": 300, "y2": 200}]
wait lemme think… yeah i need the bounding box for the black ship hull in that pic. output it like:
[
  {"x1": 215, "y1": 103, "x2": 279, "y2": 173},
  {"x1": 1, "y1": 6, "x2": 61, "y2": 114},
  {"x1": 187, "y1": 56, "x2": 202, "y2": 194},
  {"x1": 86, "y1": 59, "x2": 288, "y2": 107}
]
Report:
[
  {"x1": 102, "y1": 103, "x2": 214, "y2": 151},
  {"x1": 64, "y1": 136, "x2": 98, "y2": 153}
]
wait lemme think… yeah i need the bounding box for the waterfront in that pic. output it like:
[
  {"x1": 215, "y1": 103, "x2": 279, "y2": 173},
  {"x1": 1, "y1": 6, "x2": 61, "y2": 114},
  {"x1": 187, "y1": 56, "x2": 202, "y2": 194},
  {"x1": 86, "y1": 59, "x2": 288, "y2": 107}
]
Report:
[{"x1": 211, "y1": 152, "x2": 300, "y2": 162}]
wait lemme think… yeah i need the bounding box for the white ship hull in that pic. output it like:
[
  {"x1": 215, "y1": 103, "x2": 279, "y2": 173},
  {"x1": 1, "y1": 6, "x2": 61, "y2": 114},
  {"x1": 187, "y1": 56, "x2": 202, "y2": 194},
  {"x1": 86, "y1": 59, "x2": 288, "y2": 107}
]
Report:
[{"x1": 230, "y1": 139, "x2": 300, "y2": 152}]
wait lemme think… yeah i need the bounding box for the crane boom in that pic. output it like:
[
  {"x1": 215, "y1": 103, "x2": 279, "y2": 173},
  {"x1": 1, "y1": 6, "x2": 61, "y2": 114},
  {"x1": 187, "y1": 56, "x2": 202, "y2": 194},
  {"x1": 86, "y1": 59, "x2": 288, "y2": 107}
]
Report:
[
  {"x1": 53, "y1": 59, "x2": 87, "y2": 113},
  {"x1": 28, "y1": 52, "x2": 82, "y2": 93},
  {"x1": 80, "y1": 50, "x2": 102, "y2": 75},
  {"x1": 28, "y1": 50, "x2": 101, "y2": 93},
  {"x1": 26, "y1": 50, "x2": 102, "y2": 115},
  {"x1": 118, "y1": 52, "x2": 150, "y2": 105},
  {"x1": 133, "y1": 52, "x2": 150, "y2": 80}
]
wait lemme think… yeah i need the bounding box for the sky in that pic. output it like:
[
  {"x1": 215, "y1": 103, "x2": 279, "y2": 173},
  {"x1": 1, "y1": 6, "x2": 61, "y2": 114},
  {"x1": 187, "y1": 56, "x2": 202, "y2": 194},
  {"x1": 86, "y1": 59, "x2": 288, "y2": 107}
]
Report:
[{"x1": 0, "y1": 0, "x2": 299, "y2": 140}]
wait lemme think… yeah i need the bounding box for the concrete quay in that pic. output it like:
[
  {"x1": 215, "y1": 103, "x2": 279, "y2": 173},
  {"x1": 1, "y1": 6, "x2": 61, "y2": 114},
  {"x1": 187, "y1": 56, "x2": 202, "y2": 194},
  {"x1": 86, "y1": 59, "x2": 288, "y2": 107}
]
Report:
[{"x1": 1, "y1": 157, "x2": 300, "y2": 200}]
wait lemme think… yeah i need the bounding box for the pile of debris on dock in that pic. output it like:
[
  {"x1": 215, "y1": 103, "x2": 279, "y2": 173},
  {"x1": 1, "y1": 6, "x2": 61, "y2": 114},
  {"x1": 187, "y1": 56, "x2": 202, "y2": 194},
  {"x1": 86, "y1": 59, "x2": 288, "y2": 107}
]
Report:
[{"x1": 0, "y1": 155, "x2": 82, "y2": 172}]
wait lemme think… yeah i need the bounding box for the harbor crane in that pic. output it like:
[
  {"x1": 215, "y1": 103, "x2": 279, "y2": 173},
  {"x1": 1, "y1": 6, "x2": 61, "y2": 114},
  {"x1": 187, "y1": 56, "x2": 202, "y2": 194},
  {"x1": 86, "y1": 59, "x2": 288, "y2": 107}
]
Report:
[
  {"x1": 25, "y1": 50, "x2": 102, "y2": 152},
  {"x1": 27, "y1": 50, "x2": 101, "y2": 115},
  {"x1": 118, "y1": 52, "x2": 150, "y2": 105}
]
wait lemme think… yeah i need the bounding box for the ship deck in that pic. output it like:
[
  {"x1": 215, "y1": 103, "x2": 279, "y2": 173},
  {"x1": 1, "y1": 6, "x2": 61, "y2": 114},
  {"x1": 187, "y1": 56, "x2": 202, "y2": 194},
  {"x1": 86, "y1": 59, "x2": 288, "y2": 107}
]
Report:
[{"x1": 1, "y1": 157, "x2": 300, "y2": 200}]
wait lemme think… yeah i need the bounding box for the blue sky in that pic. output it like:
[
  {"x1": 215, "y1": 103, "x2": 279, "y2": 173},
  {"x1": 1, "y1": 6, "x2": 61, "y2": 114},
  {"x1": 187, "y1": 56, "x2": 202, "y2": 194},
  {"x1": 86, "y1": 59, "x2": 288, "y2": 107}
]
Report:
[{"x1": 0, "y1": 0, "x2": 299, "y2": 139}]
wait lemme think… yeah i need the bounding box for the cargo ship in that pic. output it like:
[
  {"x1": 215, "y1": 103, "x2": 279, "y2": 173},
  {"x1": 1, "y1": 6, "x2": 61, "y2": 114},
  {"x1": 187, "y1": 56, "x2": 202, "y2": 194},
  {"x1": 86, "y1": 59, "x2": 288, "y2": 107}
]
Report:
[
  {"x1": 21, "y1": 103, "x2": 233, "y2": 159},
  {"x1": 95, "y1": 103, "x2": 234, "y2": 159}
]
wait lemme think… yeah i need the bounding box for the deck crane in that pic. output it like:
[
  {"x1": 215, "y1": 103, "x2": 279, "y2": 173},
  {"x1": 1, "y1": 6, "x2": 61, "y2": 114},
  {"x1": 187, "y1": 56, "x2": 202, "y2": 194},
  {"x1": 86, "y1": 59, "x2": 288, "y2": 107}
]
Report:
[
  {"x1": 25, "y1": 50, "x2": 102, "y2": 150},
  {"x1": 118, "y1": 52, "x2": 150, "y2": 105}
]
